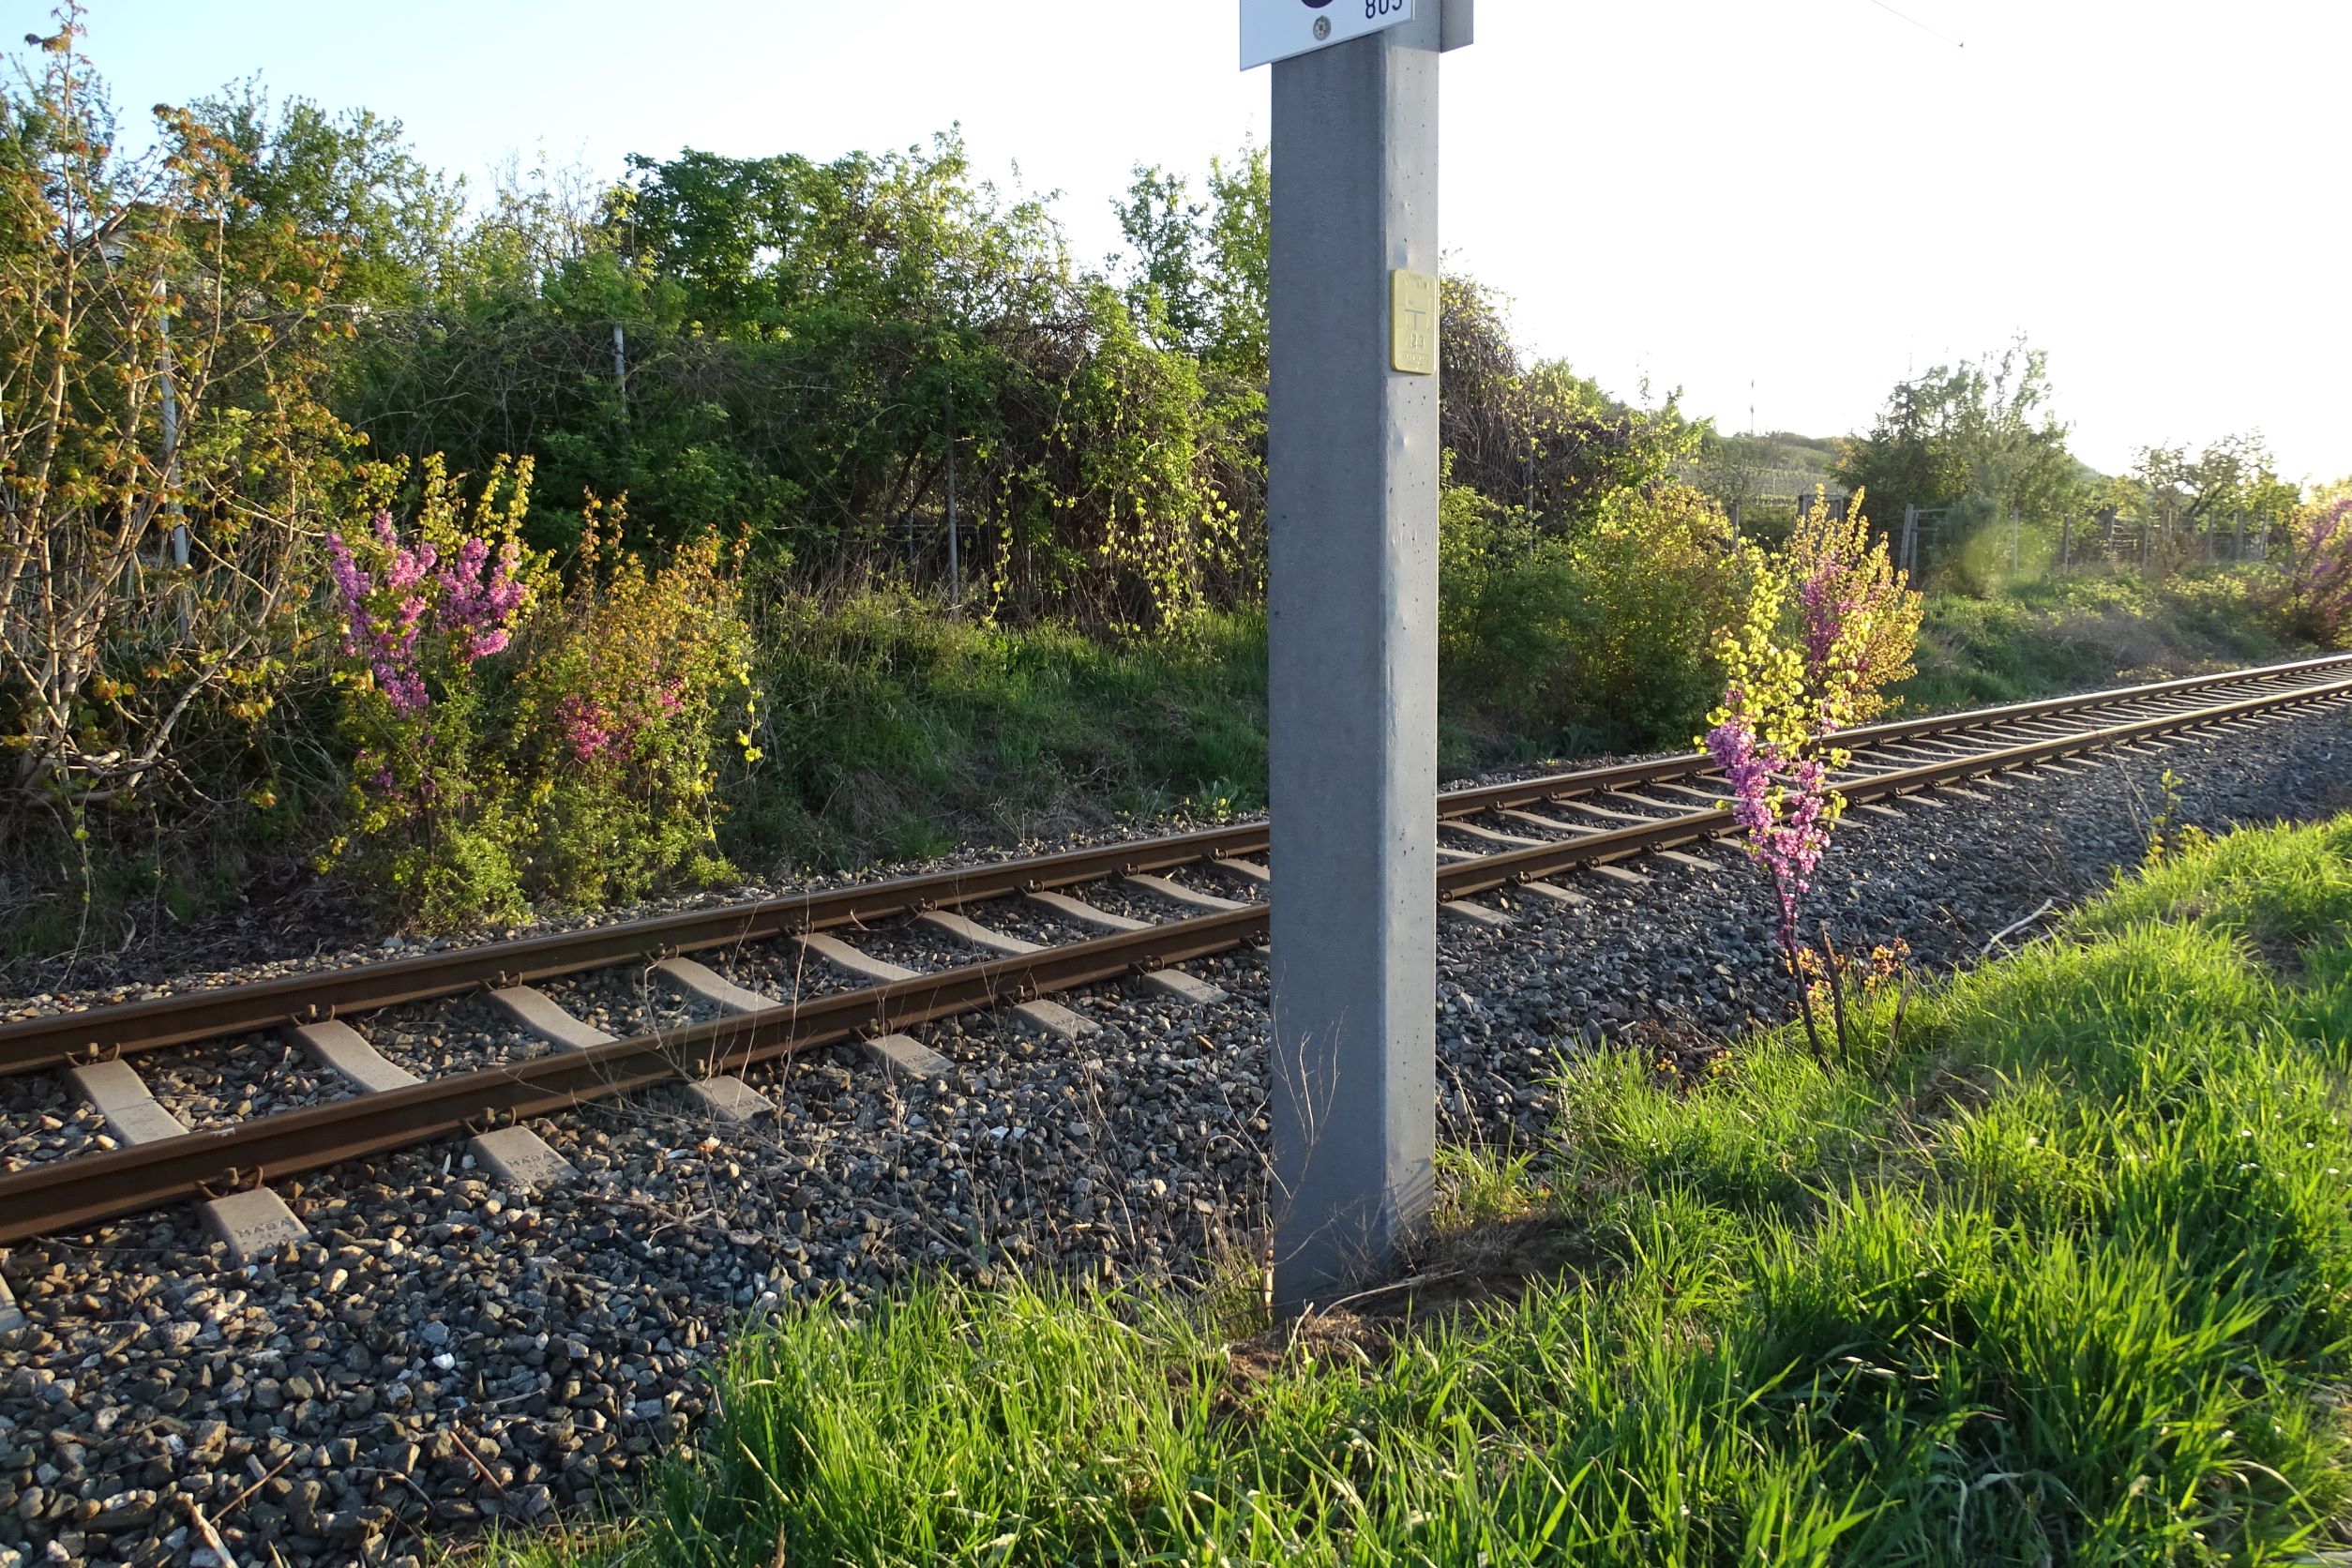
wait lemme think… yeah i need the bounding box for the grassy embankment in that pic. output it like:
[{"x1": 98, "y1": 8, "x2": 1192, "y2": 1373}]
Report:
[
  {"x1": 486, "y1": 809, "x2": 2352, "y2": 1565},
  {"x1": 726, "y1": 596, "x2": 1272, "y2": 869},
  {"x1": 1898, "y1": 570, "x2": 2292, "y2": 714},
  {"x1": 731, "y1": 570, "x2": 2301, "y2": 870}
]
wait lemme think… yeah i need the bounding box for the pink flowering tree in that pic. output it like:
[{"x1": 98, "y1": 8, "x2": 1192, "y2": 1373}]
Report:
[
  {"x1": 1706, "y1": 489, "x2": 1922, "y2": 1064},
  {"x1": 325, "y1": 513, "x2": 527, "y2": 715},
  {"x1": 2281, "y1": 496, "x2": 2352, "y2": 649}
]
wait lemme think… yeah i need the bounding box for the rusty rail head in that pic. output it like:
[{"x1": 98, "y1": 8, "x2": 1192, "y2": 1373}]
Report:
[
  {"x1": 1, "y1": 651, "x2": 2346, "y2": 1078},
  {"x1": 1425, "y1": 650, "x2": 2352, "y2": 817},
  {"x1": 0, "y1": 823, "x2": 1271, "y2": 1075}
]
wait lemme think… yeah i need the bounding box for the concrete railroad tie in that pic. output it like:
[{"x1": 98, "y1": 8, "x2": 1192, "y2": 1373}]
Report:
[
  {"x1": 925, "y1": 906, "x2": 1229, "y2": 1007},
  {"x1": 655, "y1": 957, "x2": 955, "y2": 1087},
  {"x1": 796, "y1": 934, "x2": 1099, "y2": 1042},
  {"x1": 292, "y1": 1018, "x2": 577, "y2": 1196},
  {"x1": 486, "y1": 986, "x2": 615, "y2": 1051},
  {"x1": 68, "y1": 1058, "x2": 308, "y2": 1266}
]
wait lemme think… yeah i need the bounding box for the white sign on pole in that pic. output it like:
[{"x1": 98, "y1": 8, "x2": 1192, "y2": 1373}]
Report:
[{"x1": 1241, "y1": 0, "x2": 1416, "y2": 70}]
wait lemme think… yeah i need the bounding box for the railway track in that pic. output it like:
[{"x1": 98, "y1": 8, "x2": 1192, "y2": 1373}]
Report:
[{"x1": 1, "y1": 653, "x2": 2348, "y2": 1281}]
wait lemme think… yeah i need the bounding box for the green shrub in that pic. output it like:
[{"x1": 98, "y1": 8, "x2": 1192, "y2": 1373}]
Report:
[
  {"x1": 324, "y1": 462, "x2": 757, "y2": 928},
  {"x1": 1440, "y1": 480, "x2": 1740, "y2": 752}
]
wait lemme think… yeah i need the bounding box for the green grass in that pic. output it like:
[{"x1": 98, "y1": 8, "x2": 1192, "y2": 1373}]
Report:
[
  {"x1": 641, "y1": 590, "x2": 1270, "y2": 872},
  {"x1": 723, "y1": 589, "x2": 1563, "y2": 873},
  {"x1": 1897, "y1": 568, "x2": 2292, "y2": 715},
  {"x1": 475, "y1": 812, "x2": 2352, "y2": 1566}
]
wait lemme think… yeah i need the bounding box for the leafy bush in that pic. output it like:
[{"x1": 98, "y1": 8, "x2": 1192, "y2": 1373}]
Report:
[
  {"x1": 324, "y1": 459, "x2": 755, "y2": 927},
  {"x1": 354, "y1": 136, "x2": 1272, "y2": 636},
  {"x1": 2275, "y1": 496, "x2": 2352, "y2": 649},
  {"x1": 515, "y1": 503, "x2": 759, "y2": 907},
  {"x1": 1439, "y1": 479, "x2": 1740, "y2": 752},
  {"x1": 1706, "y1": 487, "x2": 1922, "y2": 1063},
  {"x1": 1440, "y1": 277, "x2": 1696, "y2": 520}
]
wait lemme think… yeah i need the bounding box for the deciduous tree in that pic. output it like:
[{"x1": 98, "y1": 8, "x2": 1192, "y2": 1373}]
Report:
[{"x1": 0, "y1": 8, "x2": 351, "y2": 812}]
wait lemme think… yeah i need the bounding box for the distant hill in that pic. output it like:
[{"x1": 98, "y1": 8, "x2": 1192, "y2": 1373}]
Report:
[
  {"x1": 1680, "y1": 430, "x2": 1848, "y2": 510},
  {"x1": 1723, "y1": 430, "x2": 1843, "y2": 475}
]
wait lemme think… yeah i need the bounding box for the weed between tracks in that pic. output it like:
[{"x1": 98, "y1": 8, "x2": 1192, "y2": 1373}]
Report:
[{"x1": 475, "y1": 813, "x2": 2352, "y2": 1566}]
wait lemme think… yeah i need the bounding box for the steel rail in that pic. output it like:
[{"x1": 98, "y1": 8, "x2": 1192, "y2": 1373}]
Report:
[
  {"x1": 4, "y1": 652, "x2": 2348, "y2": 1076},
  {"x1": 0, "y1": 827, "x2": 1275, "y2": 1074},
  {"x1": 0, "y1": 669, "x2": 2344, "y2": 1246},
  {"x1": 1433, "y1": 674, "x2": 2352, "y2": 900},
  {"x1": 1428, "y1": 651, "x2": 2352, "y2": 820}
]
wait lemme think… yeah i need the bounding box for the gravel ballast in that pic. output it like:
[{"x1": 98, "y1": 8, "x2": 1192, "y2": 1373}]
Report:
[
  {"x1": 0, "y1": 704, "x2": 2346, "y2": 1567},
  {"x1": 134, "y1": 1036, "x2": 353, "y2": 1136}
]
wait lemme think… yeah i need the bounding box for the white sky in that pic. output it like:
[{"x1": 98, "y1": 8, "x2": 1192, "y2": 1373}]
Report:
[{"x1": 46, "y1": 0, "x2": 2352, "y2": 481}]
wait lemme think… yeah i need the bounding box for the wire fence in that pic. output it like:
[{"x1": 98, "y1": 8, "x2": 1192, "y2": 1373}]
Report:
[{"x1": 1892, "y1": 505, "x2": 2278, "y2": 580}]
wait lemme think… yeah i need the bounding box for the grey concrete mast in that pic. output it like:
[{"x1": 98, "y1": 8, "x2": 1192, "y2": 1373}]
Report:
[{"x1": 1265, "y1": 0, "x2": 1465, "y2": 1307}]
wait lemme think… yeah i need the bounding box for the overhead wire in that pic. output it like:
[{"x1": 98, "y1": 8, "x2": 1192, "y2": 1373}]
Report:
[{"x1": 1867, "y1": 0, "x2": 1966, "y2": 49}]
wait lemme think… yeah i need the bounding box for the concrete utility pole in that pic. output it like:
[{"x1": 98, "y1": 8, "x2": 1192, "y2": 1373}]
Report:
[{"x1": 1256, "y1": 0, "x2": 1468, "y2": 1307}]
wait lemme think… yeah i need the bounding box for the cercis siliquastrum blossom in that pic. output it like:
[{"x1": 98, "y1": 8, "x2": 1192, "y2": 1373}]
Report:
[
  {"x1": 325, "y1": 511, "x2": 528, "y2": 714},
  {"x1": 553, "y1": 676, "x2": 686, "y2": 764},
  {"x1": 1706, "y1": 489, "x2": 1922, "y2": 1059}
]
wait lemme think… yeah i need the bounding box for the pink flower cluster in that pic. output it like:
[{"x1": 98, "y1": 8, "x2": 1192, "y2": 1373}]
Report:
[
  {"x1": 1707, "y1": 706, "x2": 1832, "y2": 954},
  {"x1": 436, "y1": 536, "x2": 528, "y2": 660},
  {"x1": 326, "y1": 512, "x2": 526, "y2": 714},
  {"x1": 1799, "y1": 552, "x2": 1861, "y2": 700},
  {"x1": 556, "y1": 694, "x2": 621, "y2": 762},
  {"x1": 554, "y1": 676, "x2": 687, "y2": 763},
  {"x1": 1704, "y1": 550, "x2": 1861, "y2": 954},
  {"x1": 327, "y1": 514, "x2": 433, "y2": 714}
]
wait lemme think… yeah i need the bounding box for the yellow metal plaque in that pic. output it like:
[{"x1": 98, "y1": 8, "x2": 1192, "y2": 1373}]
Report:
[{"x1": 1390, "y1": 268, "x2": 1439, "y2": 375}]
